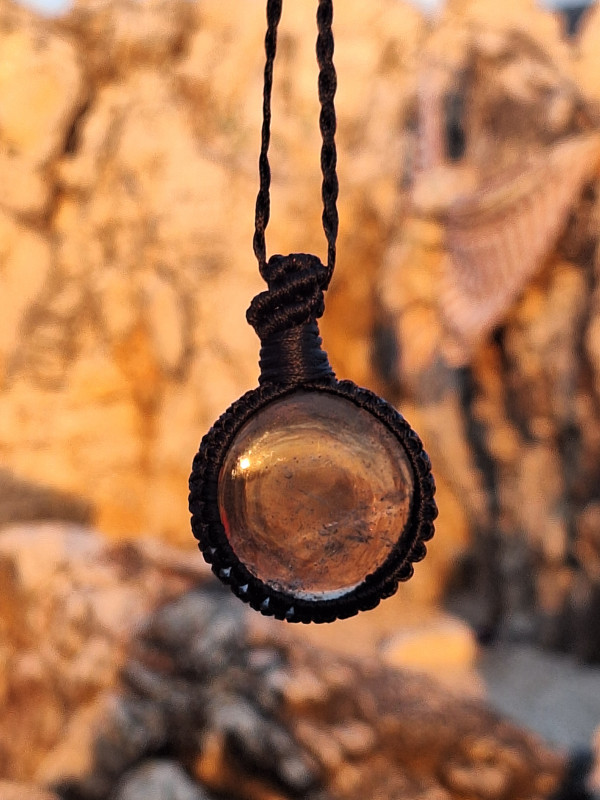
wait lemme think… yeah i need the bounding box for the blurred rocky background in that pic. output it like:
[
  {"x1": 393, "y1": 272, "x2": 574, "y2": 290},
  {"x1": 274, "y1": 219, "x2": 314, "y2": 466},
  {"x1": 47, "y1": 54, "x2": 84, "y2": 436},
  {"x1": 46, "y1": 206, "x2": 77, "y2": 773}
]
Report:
[
  {"x1": 1, "y1": 0, "x2": 600, "y2": 796},
  {"x1": 0, "y1": 523, "x2": 587, "y2": 800}
]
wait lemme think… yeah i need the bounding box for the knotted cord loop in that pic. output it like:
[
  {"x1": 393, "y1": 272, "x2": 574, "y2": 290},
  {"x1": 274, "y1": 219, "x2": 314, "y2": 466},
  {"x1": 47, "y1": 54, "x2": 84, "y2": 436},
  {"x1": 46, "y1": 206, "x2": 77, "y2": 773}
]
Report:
[
  {"x1": 253, "y1": 0, "x2": 338, "y2": 284},
  {"x1": 247, "y1": 253, "x2": 335, "y2": 385},
  {"x1": 247, "y1": 253, "x2": 328, "y2": 338}
]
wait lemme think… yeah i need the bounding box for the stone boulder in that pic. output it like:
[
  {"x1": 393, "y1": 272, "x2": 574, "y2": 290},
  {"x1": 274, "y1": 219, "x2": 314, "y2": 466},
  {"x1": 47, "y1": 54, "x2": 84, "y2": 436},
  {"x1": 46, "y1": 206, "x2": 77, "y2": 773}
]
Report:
[
  {"x1": 0, "y1": 0, "x2": 425, "y2": 549},
  {"x1": 0, "y1": 784, "x2": 59, "y2": 800},
  {"x1": 0, "y1": 523, "x2": 573, "y2": 800},
  {"x1": 375, "y1": 0, "x2": 600, "y2": 657}
]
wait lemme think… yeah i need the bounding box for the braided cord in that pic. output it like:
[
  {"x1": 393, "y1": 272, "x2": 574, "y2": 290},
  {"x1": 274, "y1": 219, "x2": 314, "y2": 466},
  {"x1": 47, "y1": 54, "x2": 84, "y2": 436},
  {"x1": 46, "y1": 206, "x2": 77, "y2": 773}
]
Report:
[
  {"x1": 253, "y1": 0, "x2": 282, "y2": 276},
  {"x1": 316, "y1": 0, "x2": 338, "y2": 286},
  {"x1": 253, "y1": 0, "x2": 338, "y2": 284}
]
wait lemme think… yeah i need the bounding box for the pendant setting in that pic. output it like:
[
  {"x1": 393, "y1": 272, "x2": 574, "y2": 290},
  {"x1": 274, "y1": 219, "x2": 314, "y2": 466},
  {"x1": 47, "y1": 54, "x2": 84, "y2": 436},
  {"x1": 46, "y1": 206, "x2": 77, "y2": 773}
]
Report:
[{"x1": 189, "y1": 377, "x2": 436, "y2": 623}]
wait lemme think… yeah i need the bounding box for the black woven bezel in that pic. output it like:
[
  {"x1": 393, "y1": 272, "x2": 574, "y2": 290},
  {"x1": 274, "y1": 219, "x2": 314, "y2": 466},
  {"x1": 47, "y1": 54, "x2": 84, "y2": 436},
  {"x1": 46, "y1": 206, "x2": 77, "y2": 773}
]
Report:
[{"x1": 189, "y1": 378, "x2": 437, "y2": 623}]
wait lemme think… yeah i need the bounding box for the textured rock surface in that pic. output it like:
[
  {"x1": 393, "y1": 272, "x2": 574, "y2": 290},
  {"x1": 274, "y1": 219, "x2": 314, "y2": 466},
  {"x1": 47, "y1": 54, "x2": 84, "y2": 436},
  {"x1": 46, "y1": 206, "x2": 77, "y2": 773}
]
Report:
[
  {"x1": 0, "y1": 784, "x2": 59, "y2": 800},
  {"x1": 0, "y1": 524, "x2": 570, "y2": 800},
  {"x1": 577, "y1": 4, "x2": 600, "y2": 105},
  {"x1": 375, "y1": 0, "x2": 600, "y2": 658},
  {"x1": 0, "y1": 0, "x2": 426, "y2": 550},
  {"x1": 0, "y1": 0, "x2": 463, "y2": 620},
  {"x1": 0, "y1": 522, "x2": 209, "y2": 784},
  {"x1": 0, "y1": 0, "x2": 599, "y2": 661},
  {"x1": 113, "y1": 760, "x2": 211, "y2": 800},
  {"x1": 0, "y1": 0, "x2": 84, "y2": 218}
]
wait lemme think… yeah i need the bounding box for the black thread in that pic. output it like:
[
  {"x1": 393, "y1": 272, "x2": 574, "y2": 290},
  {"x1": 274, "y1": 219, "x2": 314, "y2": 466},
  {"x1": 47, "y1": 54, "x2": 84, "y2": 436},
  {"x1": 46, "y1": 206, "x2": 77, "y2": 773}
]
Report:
[
  {"x1": 247, "y1": 253, "x2": 335, "y2": 385},
  {"x1": 253, "y1": 0, "x2": 338, "y2": 282},
  {"x1": 316, "y1": 0, "x2": 338, "y2": 285},
  {"x1": 253, "y1": 0, "x2": 282, "y2": 275},
  {"x1": 250, "y1": 2, "x2": 338, "y2": 386},
  {"x1": 257, "y1": 323, "x2": 333, "y2": 385},
  {"x1": 247, "y1": 253, "x2": 327, "y2": 337}
]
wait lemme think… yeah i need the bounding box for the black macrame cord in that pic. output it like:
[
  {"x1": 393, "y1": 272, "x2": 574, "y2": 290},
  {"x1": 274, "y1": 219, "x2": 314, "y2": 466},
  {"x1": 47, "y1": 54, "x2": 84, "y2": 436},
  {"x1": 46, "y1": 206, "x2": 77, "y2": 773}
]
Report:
[
  {"x1": 253, "y1": 0, "x2": 338, "y2": 282},
  {"x1": 188, "y1": 0, "x2": 437, "y2": 623},
  {"x1": 190, "y1": 381, "x2": 436, "y2": 623},
  {"x1": 248, "y1": 0, "x2": 339, "y2": 386}
]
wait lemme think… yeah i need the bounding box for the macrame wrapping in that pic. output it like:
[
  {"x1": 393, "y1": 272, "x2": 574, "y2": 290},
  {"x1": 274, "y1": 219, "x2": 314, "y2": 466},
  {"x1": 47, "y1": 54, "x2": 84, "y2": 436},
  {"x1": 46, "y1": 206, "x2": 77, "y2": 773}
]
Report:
[
  {"x1": 247, "y1": 253, "x2": 333, "y2": 384},
  {"x1": 189, "y1": 380, "x2": 437, "y2": 623}
]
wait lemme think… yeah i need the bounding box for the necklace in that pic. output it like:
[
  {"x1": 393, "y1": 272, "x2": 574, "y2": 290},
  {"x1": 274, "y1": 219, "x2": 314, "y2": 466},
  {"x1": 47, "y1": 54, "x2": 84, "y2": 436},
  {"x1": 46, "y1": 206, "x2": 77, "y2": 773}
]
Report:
[{"x1": 189, "y1": 0, "x2": 437, "y2": 623}]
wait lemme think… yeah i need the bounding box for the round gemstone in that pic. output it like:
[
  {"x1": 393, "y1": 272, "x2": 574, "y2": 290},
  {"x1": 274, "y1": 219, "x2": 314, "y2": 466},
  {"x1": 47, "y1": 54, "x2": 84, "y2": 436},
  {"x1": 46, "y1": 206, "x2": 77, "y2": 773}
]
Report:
[{"x1": 218, "y1": 391, "x2": 414, "y2": 600}]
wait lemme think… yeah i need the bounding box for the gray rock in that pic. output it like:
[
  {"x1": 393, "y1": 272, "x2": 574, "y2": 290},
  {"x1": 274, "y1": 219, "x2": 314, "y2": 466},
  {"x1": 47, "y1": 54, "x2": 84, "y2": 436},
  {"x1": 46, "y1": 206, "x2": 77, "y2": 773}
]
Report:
[{"x1": 113, "y1": 760, "x2": 210, "y2": 800}]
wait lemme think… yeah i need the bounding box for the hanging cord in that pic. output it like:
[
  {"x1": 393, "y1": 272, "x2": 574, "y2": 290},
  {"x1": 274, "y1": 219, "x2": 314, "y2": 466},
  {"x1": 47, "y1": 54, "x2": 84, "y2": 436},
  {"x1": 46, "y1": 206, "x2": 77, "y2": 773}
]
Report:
[
  {"x1": 316, "y1": 0, "x2": 339, "y2": 282},
  {"x1": 248, "y1": 0, "x2": 339, "y2": 385},
  {"x1": 253, "y1": 0, "x2": 338, "y2": 281}
]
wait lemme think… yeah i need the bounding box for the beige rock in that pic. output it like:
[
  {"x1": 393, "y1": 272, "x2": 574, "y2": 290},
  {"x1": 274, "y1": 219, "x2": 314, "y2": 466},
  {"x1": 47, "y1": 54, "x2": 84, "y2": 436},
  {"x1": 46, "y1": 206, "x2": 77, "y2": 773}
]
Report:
[
  {"x1": 331, "y1": 721, "x2": 377, "y2": 758},
  {"x1": 0, "y1": 522, "x2": 208, "y2": 783},
  {"x1": 589, "y1": 725, "x2": 600, "y2": 795},
  {"x1": 0, "y1": 28, "x2": 82, "y2": 165},
  {"x1": 443, "y1": 763, "x2": 510, "y2": 798},
  {"x1": 0, "y1": 524, "x2": 571, "y2": 800},
  {"x1": 293, "y1": 720, "x2": 345, "y2": 770},
  {"x1": 1, "y1": 0, "x2": 597, "y2": 655},
  {"x1": 0, "y1": 11, "x2": 84, "y2": 216},
  {"x1": 63, "y1": 0, "x2": 195, "y2": 77},
  {"x1": 5, "y1": 66, "x2": 264, "y2": 544},
  {"x1": 381, "y1": 613, "x2": 482, "y2": 697},
  {"x1": 576, "y1": 3, "x2": 600, "y2": 105},
  {"x1": 0, "y1": 784, "x2": 59, "y2": 800},
  {"x1": 375, "y1": 0, "x2": 600, "y2": 651},
  {"x1": 397, "y1": 303, "x2": 443, "y2": 378},
  {"x1": 443, "y1": 0, "x2": 572, "y2": 70},
  {"x1": 0, "y1": 0, "x2": 428, "y2": 551},
  {"x1": 0, "y1": 212, "x2": 52, "y2": 381},
  {"x1": 382, "y1": 613, "x2": 478, "y2": 670},
  {"x1": 0, "y1": 160, "x2": 52, "y2": 219}
]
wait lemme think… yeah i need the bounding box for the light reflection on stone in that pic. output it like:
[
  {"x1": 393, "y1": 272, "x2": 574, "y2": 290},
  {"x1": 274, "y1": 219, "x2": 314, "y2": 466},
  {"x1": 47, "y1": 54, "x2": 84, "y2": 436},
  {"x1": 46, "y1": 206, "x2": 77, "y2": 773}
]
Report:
[{"x1": 218, "y1": 392, "x2": 414, "y2": 599}]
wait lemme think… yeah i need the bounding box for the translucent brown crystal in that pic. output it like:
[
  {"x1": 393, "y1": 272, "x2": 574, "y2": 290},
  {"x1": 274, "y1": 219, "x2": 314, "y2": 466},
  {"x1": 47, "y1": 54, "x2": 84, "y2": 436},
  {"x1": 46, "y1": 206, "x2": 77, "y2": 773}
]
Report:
[{"x1": 218, "y1": 392, "x2": 414, "y2": 600}]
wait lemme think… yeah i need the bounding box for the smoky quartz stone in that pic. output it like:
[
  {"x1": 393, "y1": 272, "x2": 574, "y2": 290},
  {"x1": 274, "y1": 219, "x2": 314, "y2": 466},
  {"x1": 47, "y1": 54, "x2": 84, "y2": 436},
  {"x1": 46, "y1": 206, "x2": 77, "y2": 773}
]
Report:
[{"x1": 217, "y1": 391, "x2": 414, "y2": 600}]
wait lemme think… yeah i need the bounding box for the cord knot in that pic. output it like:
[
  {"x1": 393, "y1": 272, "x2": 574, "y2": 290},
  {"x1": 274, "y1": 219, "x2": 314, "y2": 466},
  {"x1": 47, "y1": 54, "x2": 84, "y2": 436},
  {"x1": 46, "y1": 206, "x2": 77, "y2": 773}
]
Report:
[
  {"x1": 246, "y1": 253, "x2": 335, "y2": 386},
  {"x1": 247, "y1": 253, "x2": 329, "y2": 339}
]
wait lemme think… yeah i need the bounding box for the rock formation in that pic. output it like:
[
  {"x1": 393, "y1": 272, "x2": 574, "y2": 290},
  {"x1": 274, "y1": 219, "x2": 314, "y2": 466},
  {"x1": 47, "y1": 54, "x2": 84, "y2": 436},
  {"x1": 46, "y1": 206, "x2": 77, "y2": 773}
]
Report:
[
  {"x1": 376, "y1": 2, "x2": 600, "y2": 656},
  {"x1": 0, "y1": 0, "x2": 599, "y2": 659},
  {"x1": 0, "y1": 523, "x2": 575, "y2": 800},
  {"x1": 0, "y1": 785, "x2": 59, "y2": 800},
  {"x1": 0, "y1": 0, "x2": 431, "y2": 548},
  {"x1": 1, "y1": 2, "x2": 600, "y2": 798}
]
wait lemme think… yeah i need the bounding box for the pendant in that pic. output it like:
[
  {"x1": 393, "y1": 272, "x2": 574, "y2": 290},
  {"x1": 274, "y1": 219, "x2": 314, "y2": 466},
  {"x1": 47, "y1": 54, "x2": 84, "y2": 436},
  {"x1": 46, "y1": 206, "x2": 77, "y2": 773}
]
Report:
[
  {"x1": 189, "y1": 254, "x2": 436, "y2": 622},
  {"x1": 190, "y1": 1, "x2": 435, "y2": 622},
  {"x1": 190, "y1": 369, "x2": 436, "y2": 622}
]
